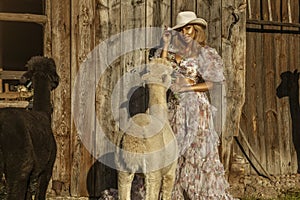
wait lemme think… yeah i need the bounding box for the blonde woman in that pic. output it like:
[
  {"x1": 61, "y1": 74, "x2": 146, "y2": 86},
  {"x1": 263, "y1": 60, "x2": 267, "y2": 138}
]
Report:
[{"x1": 153, "y1": 11, "x2": 236, "y2": 199}]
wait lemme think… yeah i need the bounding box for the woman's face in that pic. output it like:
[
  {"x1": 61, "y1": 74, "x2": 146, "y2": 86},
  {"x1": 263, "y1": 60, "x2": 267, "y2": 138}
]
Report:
[{"x1": 178, "y1": 25, "x2": 195, "y2": 44}]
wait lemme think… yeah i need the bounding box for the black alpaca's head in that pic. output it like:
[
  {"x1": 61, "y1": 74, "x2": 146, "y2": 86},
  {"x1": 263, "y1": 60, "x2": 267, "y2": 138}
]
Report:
[
  {"x1": 276, "y1": 69, "x2": 300, "y2": 99},
  {"x1": 20, "y1": 56, "x2": 60, "y2": 90}
]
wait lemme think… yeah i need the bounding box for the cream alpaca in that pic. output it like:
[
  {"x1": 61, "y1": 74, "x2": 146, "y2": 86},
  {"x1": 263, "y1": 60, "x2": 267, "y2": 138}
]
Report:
[{"x1": 116, "y1": 58, "x2": 178, "y2": 200}]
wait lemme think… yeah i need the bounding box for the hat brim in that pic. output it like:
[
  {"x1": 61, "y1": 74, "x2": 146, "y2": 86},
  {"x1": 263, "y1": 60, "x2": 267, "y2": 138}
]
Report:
[{"x1": 171, "y1": 18, "x2": 207, "y2": 30}]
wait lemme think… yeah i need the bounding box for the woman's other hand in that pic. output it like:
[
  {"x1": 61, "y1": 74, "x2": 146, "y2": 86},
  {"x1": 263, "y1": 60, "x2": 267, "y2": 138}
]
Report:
[{"x1": 162, "y1": 26, "x2": 172, "y2": 49}]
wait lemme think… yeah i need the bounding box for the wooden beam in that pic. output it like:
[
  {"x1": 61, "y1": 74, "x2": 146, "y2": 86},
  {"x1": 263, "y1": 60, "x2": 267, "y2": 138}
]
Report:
[
  {"x1": 0, "y1": 100, "x2": 29, "y2": 108},
  {"x1": 0, "y1": 91, "x2": 33, "y2": 99},
  {"x1": 0, "y1": 12, "x2": 47, "y2": 24},
  {"x1": 221, "y1": 0, "x2": 247, "y2": 177},
  {"x1": 247, "y1": 19, "x2": 300, "y2": 28},
  {"x1": 0, "y1": 70, "x2": 26, "y2": 79}
]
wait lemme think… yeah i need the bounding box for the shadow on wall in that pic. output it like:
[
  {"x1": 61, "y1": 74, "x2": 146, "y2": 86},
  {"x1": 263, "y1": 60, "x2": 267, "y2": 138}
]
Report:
[
  {"x1": 276, "y1": 69, "x2": 300, "y2": 173},
  {"x1": 120, "y1": 85, "x2": 149, "y2": 118},
  {"x1": 86, "y1": 152, "x2": 118, "y2": 199},
  {"x1": 86, "y1": 85, "x2": 150, "y2": 199}
]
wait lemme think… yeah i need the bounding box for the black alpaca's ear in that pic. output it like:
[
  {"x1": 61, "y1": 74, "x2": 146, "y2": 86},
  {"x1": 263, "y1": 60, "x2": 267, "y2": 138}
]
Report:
[
  {"x1": 50, "y1": 73, "x2": 60, "y2": 90},
  {"x1": 294, "y1": 69, "x2": 300, "y2": 77},
  {"x1": 20, "y1": 70, "x2": 33, "y2": 84}
]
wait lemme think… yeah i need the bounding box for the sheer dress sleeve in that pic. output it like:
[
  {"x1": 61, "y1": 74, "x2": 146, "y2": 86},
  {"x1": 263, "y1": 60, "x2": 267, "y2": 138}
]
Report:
[{"x1": 197, "y1": 46, "x2": 225, "y2": 83}]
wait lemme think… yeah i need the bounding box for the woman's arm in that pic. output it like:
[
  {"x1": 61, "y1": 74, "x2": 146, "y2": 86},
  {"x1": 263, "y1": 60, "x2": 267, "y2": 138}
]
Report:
[
  {"x1": 171, "y1": 81, "x2": 213, "y2": 93},
  {"x1": 161, "y1": 28, "x2": 172, "y2": 59}
]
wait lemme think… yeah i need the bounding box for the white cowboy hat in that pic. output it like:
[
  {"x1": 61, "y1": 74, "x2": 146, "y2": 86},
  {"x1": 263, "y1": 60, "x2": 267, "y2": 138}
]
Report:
[{"x1": 172, "y1": 11, "x2": 207, "y2": 30}]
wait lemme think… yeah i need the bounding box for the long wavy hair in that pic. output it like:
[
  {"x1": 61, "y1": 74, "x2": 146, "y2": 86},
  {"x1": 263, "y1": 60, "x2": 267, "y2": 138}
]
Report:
[{"x1": 172, "y1": 24, "x2": 206, "y2": 58}]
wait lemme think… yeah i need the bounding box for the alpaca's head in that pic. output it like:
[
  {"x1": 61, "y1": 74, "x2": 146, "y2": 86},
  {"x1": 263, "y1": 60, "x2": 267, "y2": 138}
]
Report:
[
  {"x1": 142, "y1": 58, "x2": 173, "y2": 88},
  {"x1": 276, "y1": 69, "x2": 300, "y2": 98},
  {"x1": 20, "y1": 56, "x2": 60, "y2": 90}
]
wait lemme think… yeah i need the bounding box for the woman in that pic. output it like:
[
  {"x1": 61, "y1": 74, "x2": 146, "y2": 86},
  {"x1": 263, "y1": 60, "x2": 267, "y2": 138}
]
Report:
[{"x1": 152, "y1": 11, "x2": 235, "y2": 199}]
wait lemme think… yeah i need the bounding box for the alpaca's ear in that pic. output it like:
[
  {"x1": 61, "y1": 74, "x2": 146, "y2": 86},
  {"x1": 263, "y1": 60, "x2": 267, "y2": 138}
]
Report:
[
  {"x1": 294, "y1": 69, "x2": 300, "y2": 79},
  {"x1": 20, "y1": 70, "x2": 33, "y2": 84}
]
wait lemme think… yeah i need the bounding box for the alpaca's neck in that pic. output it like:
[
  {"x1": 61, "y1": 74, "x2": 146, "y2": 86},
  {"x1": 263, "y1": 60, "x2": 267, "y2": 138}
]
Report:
[
  {"x1": 148, "y1": 84, "x2": 168, "y2": 115},
  {"x1": 33, "y1": 76, "x2": 52, "y2": 116},
  {"x1": 289, "y1": 88, "x2": 300, "y2": 121}
]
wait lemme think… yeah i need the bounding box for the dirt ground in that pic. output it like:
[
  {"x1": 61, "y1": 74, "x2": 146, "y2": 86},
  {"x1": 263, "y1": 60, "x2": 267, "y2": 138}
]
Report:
[{"x1": 228, "y1": 173, "x2": 300, "y2": 199}]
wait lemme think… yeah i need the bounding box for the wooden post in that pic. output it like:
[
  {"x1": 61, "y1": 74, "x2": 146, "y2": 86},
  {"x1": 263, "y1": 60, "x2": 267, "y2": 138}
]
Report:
[
  {"x1": 221, "y1": 0, "x2": 247, "y2": 177},
  {"x1": 50, "y1": 0, "x2": 72, "y2": 196},
  {"x1": 0, "y1": 68, "x2": 3, "y2": 93},
  {"x1": 70, "y1": 0, "x2": 96, "y2": 196}
]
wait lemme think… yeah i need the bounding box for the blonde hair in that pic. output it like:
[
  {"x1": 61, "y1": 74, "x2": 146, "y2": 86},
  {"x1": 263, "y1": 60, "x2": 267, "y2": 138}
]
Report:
[
  {"x1": 192, "y1": 24, "x2": 206, "y2": 46},
  {"x1": 172, "y1": 24, "x2": 206, "y2": 58}
]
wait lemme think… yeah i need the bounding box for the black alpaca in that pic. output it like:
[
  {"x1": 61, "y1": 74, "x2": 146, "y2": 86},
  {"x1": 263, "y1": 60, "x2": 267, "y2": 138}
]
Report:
[
  {"x1": 0, "y1": 56, "x2": 59, "y2": 199},
  {"x1": 276, "y1": 69, "x2": 300, "y2": 173}
]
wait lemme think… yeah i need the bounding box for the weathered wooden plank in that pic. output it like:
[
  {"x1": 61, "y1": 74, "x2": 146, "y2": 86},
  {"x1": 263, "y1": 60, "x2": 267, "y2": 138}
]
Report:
[
  {"x1": 70, "y1": 0, "x2": 96, "y2": 196},
  {"x1": 195, "y1": 0, "x2": 211, "y2": 51},
  {"x1": 246, "y1": 19, "x2": 300, "y2": 28},
  {"x1": 281, "y1": 0, "x2": 299, "y2": 174},
  {"x1": 171, "y1": 0, "x2": 196, "y2": 26},
  {"x1": 244, "y1": 28, "x2": 265, "y2": 175},
  {"x1": 0, "y1": 1, "x2": 2, "y2": 76},
  {"x1": 0, "y1": 12, "x2": 47, "y2": 24},
  {"x1": 44, "y1": 0, "x2": 52, "y2": 57},
  {"x1": 272, "y1": 0, "x2": 284, "y2": 175},
  {"x1": 221, "y1": 0, "x2": 247, "y2": 176},
  {"x1": 96, "y1": 0, "x2": 121, "y2": 146},
  {"x1": 0, "y1": 71, "x2": 2, "y2": 93},
  {"x1": 93, "y1": 0, "x2": 121, "y2": 196},
  {"x1": 196, "y1": 0, "x2": 223, "y2": 135},
  {"x1": 250, "y1": 0, "x2": 267, "y2": 176},
  {"x1": 263, "y1": 0, "x2": 282, "y2": 175},
  {"x1": 282, "y1": 0, "x2": 289, "y2": 24},
  {"x1": 261, "y1": 0, "x2": 278, "y2": 173},
  {"x1": 244, "y1": 28, "x2": 256, "y2": 176},
  {"x1": 196, "y1": 0, "x2": 210, "y2": 22},
  {"x1": 70, "y1": 0, "x2": 81, "y2": 197},
  {"x1": 291, "y1": 0, "x2": 299, "y2": 25},
  {"x1": 51, "y1": 0, "x2": 72, "y2": 196},
  {"x1": 147, "y1": 0, "x2": 171, "y2": 27},
  {"x1": 0, "y1": 70, "x2": 26, "y2": 79},
  {"x1": 0, "y1": 100, "x2": 29, "y2": 108},
  {"x1": 196, "y1": 0, "x2": 221, "y2": 51},
  {"x1": 271, "y1": 0, "x2": 282, "y2": 22},
  {"x1": 276, "y1": 34, "x2": 292, "y2": 174},
  {"x1": 0, "y1": 91, "x2": 32, "y2": 99},
  {"x1": 120, "y1": 0, "x2": 146, "y2": 131},
  {"x1": 288, "y1": 0, "x2": 299, "y2": 173},
  {"x1": 145, "y1": 0, "x2": 171, "y2": 61}
]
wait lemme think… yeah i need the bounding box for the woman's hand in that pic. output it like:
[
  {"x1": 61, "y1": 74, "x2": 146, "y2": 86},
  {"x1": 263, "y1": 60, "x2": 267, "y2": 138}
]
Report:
[{"x1": 162, "y1": 26, "x2": 172, "y2": 49}]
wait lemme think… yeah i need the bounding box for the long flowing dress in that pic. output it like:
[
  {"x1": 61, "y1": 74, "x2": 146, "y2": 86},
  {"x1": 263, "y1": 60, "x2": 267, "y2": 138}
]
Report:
[{"x1": 154, "y1": 45, "x2": 236, "y2": 200}]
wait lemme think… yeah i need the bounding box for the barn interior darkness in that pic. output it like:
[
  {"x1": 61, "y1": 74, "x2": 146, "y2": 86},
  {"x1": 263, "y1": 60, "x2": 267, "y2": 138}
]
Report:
[{"x1": 0, "y1": 0, "x2": 44, "y2": 73}]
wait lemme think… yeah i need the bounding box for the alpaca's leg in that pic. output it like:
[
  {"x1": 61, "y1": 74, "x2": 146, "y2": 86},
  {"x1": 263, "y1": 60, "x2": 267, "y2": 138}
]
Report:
[
  {"x1": 160, "y1": 162, "x2": 177, "y2": 200},
  {"x1": 35, "y1": 152, "x2": 56, "y2": 200},
  {"x1": 26, "y1": 191, "x2": 33, "y2": 200},
  {"x1": 295, "y1": 150, "x2": 300, "y2": 173},
  {"x1": 145, "y1": 171, "x2": 161, "y2": 200},
  {"x1": 5, "y1": 156, "x2": 33, "y2": 200},
  {"x1": 118, "y1": 171, "x2": 135, "y2": 200},
  {"x1": 6, "y1": 174, "x2": 30, "y2": 200},
  {"x1": 292, "y1": 132, "x2": 300, "y2": 173},
  {"x1": 34, "y1": 172, "x2": 52, "y2": 200}
]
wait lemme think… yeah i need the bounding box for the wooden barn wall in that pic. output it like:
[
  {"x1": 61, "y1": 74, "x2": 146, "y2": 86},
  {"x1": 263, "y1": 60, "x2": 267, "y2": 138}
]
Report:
[
  {"x1": 233, "y1": 0, "x2": 300, "y2": 177},
  {"x1": 47, "y1": 0, "x2": 246, "y2": 197}
]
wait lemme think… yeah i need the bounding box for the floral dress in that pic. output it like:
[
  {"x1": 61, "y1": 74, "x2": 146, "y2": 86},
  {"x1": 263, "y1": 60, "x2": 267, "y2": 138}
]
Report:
[{"x1": 153, "y1": 45, "x2": 236, "y2": 200}]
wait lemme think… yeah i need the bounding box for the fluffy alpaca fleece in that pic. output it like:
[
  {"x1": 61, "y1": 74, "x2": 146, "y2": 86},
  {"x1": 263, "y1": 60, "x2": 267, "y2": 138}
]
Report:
[
  {"x1": 116, "y1": 58, "x2": 178, "y2": 200},
  {"x1": 0, "y1": 56, "x2": 59, "y2": 200}
]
